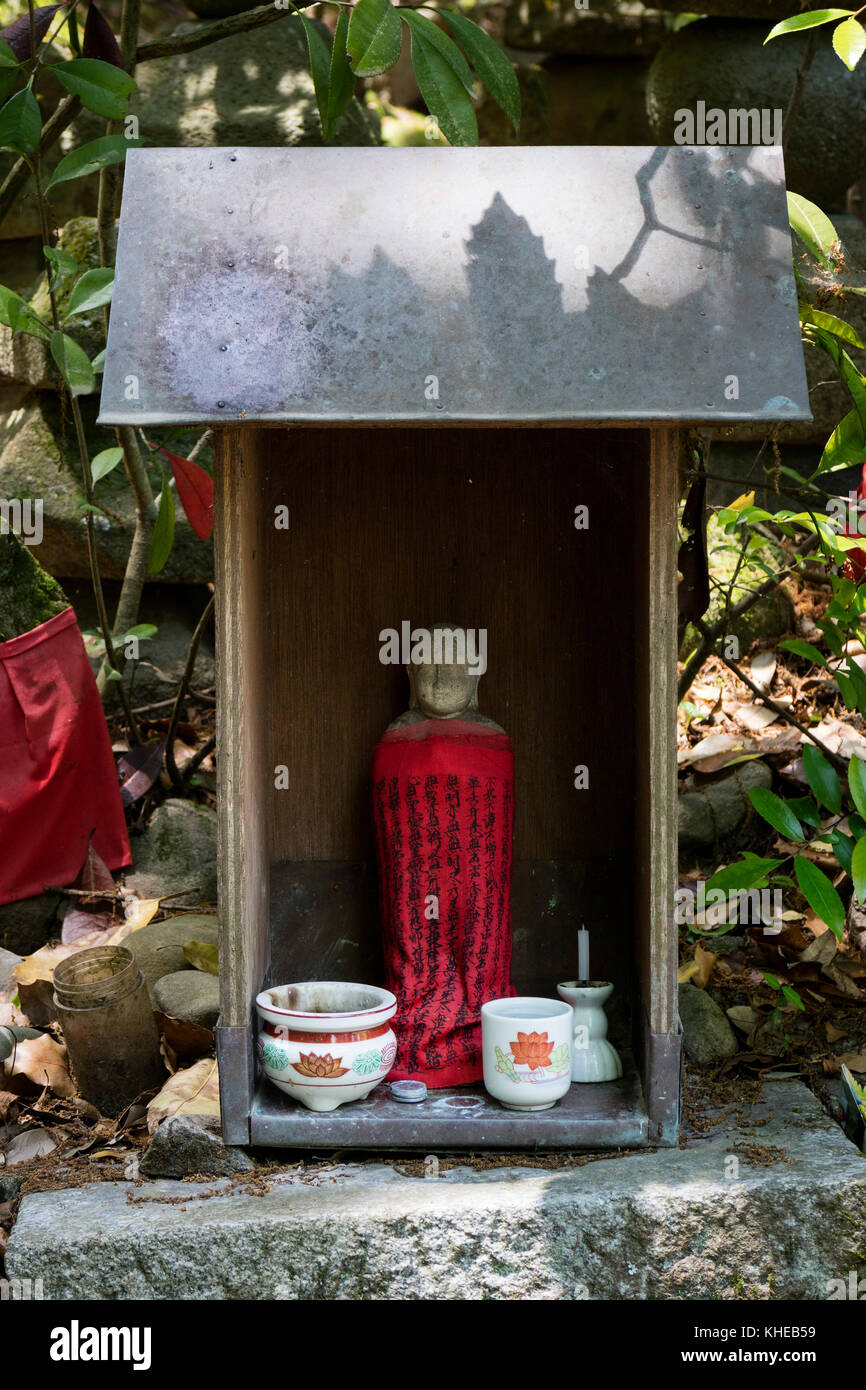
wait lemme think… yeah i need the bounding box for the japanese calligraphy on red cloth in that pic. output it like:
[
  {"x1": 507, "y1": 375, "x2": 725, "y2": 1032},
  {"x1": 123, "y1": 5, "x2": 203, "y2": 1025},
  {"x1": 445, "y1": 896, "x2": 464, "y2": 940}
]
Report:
[{"x1": 373, "y1": 718, "x2": 516, "y2": 1087}]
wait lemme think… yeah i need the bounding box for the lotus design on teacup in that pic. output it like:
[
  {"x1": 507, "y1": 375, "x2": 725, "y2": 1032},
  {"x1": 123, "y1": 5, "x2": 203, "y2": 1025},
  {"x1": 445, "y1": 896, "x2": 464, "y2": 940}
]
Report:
[
  {"x1": 292, "y1": 1051, "x2": 350, "y2": 1078},
  {"x1": 495, "y1": 1031, "x2": 570, "y2": 1083}
]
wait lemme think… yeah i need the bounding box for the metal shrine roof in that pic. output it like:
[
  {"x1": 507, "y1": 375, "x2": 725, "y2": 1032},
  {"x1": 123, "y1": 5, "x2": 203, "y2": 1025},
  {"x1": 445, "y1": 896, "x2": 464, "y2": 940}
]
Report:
[{"x1": 98, "y1": 144, "x2": 810, "y2": 426}]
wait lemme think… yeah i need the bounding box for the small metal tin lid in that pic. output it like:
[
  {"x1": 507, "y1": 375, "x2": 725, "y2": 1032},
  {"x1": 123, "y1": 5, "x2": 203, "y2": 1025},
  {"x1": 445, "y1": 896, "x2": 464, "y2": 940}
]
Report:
[{"x1": 391, "y1": 1079, "x2": 427, "y2": 1103}]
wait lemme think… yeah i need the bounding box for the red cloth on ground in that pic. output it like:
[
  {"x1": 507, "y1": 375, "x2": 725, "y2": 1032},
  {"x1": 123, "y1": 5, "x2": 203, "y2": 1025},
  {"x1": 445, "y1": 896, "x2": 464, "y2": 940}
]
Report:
[
  {"x1": 372, "y1": 718, "x2": 516, "y2": 1087},
  {"x1": 0, "y1": 607, "x2": 131, "y2": 905}
]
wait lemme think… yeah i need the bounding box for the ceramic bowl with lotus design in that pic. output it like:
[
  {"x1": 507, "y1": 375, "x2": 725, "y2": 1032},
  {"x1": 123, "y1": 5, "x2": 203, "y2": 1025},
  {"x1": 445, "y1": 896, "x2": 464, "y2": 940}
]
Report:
[{"x1": 255, "y1": 982, "x2": 398, "y2": 1112}]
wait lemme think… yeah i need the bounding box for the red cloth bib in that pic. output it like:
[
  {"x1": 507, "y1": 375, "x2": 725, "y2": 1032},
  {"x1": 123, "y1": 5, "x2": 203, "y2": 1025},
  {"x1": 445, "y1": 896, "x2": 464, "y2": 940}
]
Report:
[
  {"x1": 0, "y1": 607, "x2": 131, "y2": 905},
  {"x1": 372, "y1": 718, "x2": 515, "y2": 1087}
]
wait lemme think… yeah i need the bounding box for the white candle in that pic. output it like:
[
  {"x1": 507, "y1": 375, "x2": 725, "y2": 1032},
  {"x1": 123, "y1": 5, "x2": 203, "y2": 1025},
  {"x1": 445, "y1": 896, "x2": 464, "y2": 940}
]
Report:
[{"x1": 578, "y1": 925, "x2": 590, "y2": 982}]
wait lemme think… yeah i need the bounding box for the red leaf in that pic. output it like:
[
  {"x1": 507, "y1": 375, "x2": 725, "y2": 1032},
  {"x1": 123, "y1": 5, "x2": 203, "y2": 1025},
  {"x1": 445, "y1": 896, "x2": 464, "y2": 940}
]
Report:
[
  {"x1": 160, "y1": 450, "x2": 214, "y2": 541},
  {"x1": 82, "y1": 1, "x2": 123, "y2": 68},
  {"x1": 60, "y1": 833, "x2": 117, "y2": 944},
  {"x1": 1, "y1": 3, "x2": 69, "y2": 60},
  {"x1": 117, "y1": 739, "x2": 164, "y2": 807}
]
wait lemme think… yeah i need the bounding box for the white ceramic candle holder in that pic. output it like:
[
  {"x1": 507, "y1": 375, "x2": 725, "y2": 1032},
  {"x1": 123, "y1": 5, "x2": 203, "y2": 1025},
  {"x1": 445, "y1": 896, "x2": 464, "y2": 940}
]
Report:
[{"x1": 556, "y1": 981, "x2": 623, "y2": 1083}]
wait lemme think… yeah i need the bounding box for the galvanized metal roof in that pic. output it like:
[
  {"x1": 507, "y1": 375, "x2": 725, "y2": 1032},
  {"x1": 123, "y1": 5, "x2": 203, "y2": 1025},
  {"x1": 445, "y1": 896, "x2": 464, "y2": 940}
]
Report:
[{"x1": 98, "y1": 145, "x2": 810, "y2": 426}]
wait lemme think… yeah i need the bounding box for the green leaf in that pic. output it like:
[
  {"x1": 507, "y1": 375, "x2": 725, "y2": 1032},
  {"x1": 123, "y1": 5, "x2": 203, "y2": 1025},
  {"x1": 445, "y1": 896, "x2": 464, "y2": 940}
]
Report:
[
  {"x1": 799, "y1": 303, "x2": 865, "y2": 348},
  {"x1": 400, "y1": 11, "x2": 475, "y2": 96},
  {"x1": 53, "y1": 58, "x2": 136, "y2": 120},
  {"x1": 794, "y1": 854, "x2": 846, "y2": 939},
  {"x1": 749, "y1": 786, "x2": 804, "y2": 842},
  {"x1": 802, "y1": 742, "x2": 842, "y2": 814},
  {"x1": 347, "y1": 0, "x2": 403, "y2": 77},
  {"x1": 817, "y1": 406, "x2": 866, "y2": 474},
  {"x1": 0, "y1": 284, "x2": 49, "y2": 340},
  {"x1": 147, "y1": 470, "x2": 175, "y2": 575},
  {"x1": 762, "y1": 971, "x2": 782, "y2": 991},
  {"x1": 849, "y1": 756, "x2": 866, "y2": 821},
  {"x1": 0, "y1": 87, "x2": 41, "y2": 156},
  {"x1": 49, "y1": 329, "x2": 94, "y2": 396},
  {"x1": 44, "y1": 245, "x2": 77, "y2": 279},
  {"x1": 439, "y1": 7, "x2": 521, "y2": 132},
  {"x1": 407, "y1": 25, "x2": 477, "y2": 147},
  {"x1": 787, "y1": 192, "x2": 839, "y2": 267},
  {"x1": 64, "y1": 267, "x2": 114, "y2": 319},
  {"x1": 0, "y1": 38, "x2": 18, "y2": 68},
  {"x1": 183, "y1": 940, "x2": 219, "y2": 976},
  {"x1": 122, "y1": 623, "x2": 157, "y2": 642},
  {"x1": 765, "y1": 8, "x2": 852, "y2": 41},
  {"x1": 300, "y1": 15, "x2": 332, "y2": 140},
  {"x1": 827, "y1": 827, "x2": 855, "y2": 876},
  {"x1": 91, "y1": 446, "x2": 124, "y2": 482},
  {"x1": 705, "y1": 853, "x2": 784, "y2": 895},
  {"x1": 47, "y1": 134, "x2": 142, "y2": 190},
  {"x1": 549, "y1": 1042, "x2": 569, "y2": 1070},
  {"x1": 324, "y1": 11, "x2": 355, "y2": 141},
  {"x1": 852, "y1": 833, "x2": 866, "y2": 903},
  {"x1": 781, "y1": 984, "x2": 806, "y2": 1011},
  {"x1": 778, "y1": 638, "x2": 829, "y2": 668},
  {"x1": 785, "y1": 795, "x2": 823, "y2": 828},
  {"x1": 91, "y1": 347, "x2": 106, "y2": 374},
  {"x1": 833, "y1": 14, "x2": 866, "y2": 66}
]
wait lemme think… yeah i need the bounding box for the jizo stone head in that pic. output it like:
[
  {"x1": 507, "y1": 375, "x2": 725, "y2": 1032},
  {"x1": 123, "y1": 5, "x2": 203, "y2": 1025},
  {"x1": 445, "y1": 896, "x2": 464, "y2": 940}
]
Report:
[{"x1": 408, "y1": 624, "x2": 484, "y2": 720}]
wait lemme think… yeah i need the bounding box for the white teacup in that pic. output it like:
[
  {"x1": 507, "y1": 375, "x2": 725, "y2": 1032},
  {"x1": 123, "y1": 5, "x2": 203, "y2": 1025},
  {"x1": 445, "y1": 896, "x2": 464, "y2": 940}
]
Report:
[{"x1": 481, "y1": 997, "x2": 573, "y2": 1111}]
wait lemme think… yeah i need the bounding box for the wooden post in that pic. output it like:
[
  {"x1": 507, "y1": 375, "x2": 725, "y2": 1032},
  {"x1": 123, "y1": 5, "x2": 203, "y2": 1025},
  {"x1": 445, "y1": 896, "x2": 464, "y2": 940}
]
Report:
[
  {"x1": 214, "y1": 427, "x2": 270, "y2": 1144},
  {"x1": 635, "y1": 425, "x2": 682, "y2": 1142}
]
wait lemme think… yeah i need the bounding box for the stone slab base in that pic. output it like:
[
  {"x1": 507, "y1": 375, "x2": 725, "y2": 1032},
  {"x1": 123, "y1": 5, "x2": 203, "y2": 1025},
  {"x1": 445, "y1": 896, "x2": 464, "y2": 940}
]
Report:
[{"x1": 7, "y1": 1083, "x2": 866, "y2": 1300}]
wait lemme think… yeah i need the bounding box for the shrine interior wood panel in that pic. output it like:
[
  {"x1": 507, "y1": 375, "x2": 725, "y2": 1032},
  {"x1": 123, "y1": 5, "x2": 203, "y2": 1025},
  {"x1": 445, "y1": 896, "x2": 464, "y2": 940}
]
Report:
[{"x1": 255, "y1": 427, "x2": 644, "y2": 1002}]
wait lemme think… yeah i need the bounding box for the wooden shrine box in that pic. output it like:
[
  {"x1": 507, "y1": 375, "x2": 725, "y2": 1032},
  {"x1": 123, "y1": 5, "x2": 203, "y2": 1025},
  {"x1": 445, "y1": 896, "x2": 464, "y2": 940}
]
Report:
[{"x1": 99, "y1": 145, "x2": 809, "y2": 1150}]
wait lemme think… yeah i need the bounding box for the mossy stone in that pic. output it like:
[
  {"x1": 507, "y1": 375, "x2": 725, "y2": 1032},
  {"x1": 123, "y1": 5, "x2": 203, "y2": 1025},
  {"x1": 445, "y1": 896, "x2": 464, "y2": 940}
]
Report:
[{"x1": 0, "y1": 531, "x2": 68, "y2": 642}]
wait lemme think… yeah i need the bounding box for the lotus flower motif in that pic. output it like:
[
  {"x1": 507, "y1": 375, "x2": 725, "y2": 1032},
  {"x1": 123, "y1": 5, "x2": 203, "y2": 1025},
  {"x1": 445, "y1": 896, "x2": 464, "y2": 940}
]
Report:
[
  {"x1": 509, "y1": 1031, "x2": 554, "y2": 1069},
  {"x1": 292, "y1": 1051, "x2": 350, "y2": 1078}
]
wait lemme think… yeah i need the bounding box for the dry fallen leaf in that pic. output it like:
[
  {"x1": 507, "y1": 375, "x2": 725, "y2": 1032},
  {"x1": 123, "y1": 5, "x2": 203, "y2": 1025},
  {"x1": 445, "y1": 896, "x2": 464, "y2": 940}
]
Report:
[
  {"x1": 826, "y1": 1021, "x2": 847, "y2": 1043},
  {"x1": 693, "y1": 942, "x2": 717, "y2": 990},
  {"x1": 838, "y1": 1051, "x2": 866, "y2": 1071},
  {"x1": 3, "y1": 1034, "x2": 74, "y2": 1098},
  {"x1": 146, "y1": 1058, "x2": 220, "y2": 1134},
  {"x1": 154, "y1": 1010, "x2": 214, "y2": 1060},
  {"x1": 183, "y1": 941, "x2": 218, "y2": 976},
  {"x1": 1, "y1": 1126, "x2": 58, "y2": 1166},
  {"x1": 105, "y1": 897, "x2": 161, "y2": 946}
]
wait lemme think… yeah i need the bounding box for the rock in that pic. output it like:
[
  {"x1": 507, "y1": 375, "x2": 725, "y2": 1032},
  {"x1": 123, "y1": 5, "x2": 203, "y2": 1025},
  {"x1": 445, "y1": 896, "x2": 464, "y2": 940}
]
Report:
[
  {"x1": 75, "y1": 18, "x2": 379, "y2": 150},
  {"x1": 0, "y1": 893, "x2": 63, "y2": 957},
  {"x1": 0, "y1": 1172, "x2": 21, "y2": 1202},
  {"x1": 646, "y1": 20, "x2": 866, "y2": 211},
  {"x1": 126, "y1": 802, "x2": 217, "y2": 908},
  {"x1": 546, "y1": 58, "x2": 653, "y2": 144},
  {"x1": 678, "y1": 982, "x2": 740, "y2": 1065},
  {"x1": 124, "y1": 913, "x2": 219, "y2": 998},
  {"x1": 0, "y1": 532, "x2": 69, "y2": 643},
  {"x1": 678, "y1": 759, "x2": 773, "y2": 854},
  {"x1": 504, "y1": 2, "x2": 669, "y2": 58},
  {"x1": 8, "y1": 1082, "x2": 866, "y2": 1299},
  {"x1": 154, "y1": 971, "x2": 220, "y2": 1029},
  {"x1": 0, "y1": 386, "x2": 213, "y2": 583},
  {"x1": 139, "y1": 1115, "x2": 252, "y2": 1179},
  {"x1": 126, "y1": 614, "x2": 215, "y2": 709},
  {"x1": 0, "y1": 946, "x2": 22, "y2": 997}
]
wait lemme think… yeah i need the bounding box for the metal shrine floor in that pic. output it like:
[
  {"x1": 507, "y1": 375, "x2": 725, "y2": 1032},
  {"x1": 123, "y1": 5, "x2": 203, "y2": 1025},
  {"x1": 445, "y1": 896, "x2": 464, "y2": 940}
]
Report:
[{"x1": 249, "y1": 1055, "x2": 648, "y2": 1150}]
